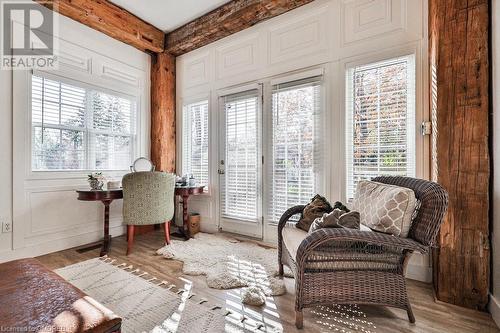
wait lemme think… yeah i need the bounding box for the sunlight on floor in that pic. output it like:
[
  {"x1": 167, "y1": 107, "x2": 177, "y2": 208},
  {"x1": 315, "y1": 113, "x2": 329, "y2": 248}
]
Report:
[
  {"x1": 311, "y1": 305, "x2": 377, "y2": 333},
  {"x1": 153, "y1": 277, "x2": 193, "y2": 332},
  {"x1": 225, "y1": 255, "x2": 284, "y2": 332}
]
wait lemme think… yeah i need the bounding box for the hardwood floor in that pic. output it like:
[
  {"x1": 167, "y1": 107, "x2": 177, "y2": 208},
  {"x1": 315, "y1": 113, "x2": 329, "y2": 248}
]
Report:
[{"x1": 37, "y1": 230, "x2": 499, "y2": 333}]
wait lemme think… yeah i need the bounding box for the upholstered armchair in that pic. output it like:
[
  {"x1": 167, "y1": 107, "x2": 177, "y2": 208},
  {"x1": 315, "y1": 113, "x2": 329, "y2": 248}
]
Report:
[
  {"x1": 278, "y1": 176, "x2": 448, "y2": 328},
  {"x1": 122, "y1": 171, "x2": 175, "y2": 255}
]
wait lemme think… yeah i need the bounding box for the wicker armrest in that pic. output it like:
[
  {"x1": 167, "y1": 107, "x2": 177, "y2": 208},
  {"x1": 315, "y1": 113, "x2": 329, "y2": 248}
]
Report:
[
  {"x1": 278, "y1": 205, "x2": 306, "y2": 235},
  {"x1": 296, "y1": 228, "x2": 429, "y2": 264}
]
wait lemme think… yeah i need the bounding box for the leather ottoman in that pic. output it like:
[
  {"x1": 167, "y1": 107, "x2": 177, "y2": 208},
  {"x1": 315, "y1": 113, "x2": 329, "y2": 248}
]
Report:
[{"x1": 0, "y1": 258, "x2": 121, "y2": 332}]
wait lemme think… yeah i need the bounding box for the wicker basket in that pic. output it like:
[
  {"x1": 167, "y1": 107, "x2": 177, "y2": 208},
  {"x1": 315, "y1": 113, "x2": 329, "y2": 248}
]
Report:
[{"x1": 189, "y1": 213, "x2": 201, "y2": 235}]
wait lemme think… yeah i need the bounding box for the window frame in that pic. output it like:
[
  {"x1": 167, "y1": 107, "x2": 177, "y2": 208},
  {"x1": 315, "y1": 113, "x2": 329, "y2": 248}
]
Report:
[
  {"x1": 29, "y1": 70, "x2": 139, "y2": 174},
  {"x1": 180, "y1": 98, "x2": 210, "y2": 191},
  {"x1": 343, "y1": 49, "x2": 424, "y2": 202}
]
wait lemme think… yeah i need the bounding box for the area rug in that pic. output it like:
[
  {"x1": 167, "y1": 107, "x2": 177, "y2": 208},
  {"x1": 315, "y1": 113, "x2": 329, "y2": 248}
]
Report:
[
  {"x1": 156, "y1": 233, "x2": 293, "y2": 299},
  {"x1": 55, "y1": 257, "x2": 280, "y2": 333}
]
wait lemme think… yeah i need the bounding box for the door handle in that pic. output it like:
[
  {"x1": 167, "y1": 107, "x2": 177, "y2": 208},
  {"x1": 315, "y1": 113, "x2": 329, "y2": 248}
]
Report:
[{"x1": 218, "y1": 169, "x2": 225, "y2": 175}]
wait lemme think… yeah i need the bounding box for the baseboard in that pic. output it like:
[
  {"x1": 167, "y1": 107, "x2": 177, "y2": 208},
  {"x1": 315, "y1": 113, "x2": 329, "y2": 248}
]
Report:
[
  {"x1": 200, "y1": 222, "x2": 219, "y2": 234},
  {"x1": 0, "y1": 224, "x2": 126, "y2": 263},
  {"x1": 489, "y1": 294, "x2": 500, "y2": 328},
  {"x1": 405, "y1": 263, "x2": 432, "y2": 283}
]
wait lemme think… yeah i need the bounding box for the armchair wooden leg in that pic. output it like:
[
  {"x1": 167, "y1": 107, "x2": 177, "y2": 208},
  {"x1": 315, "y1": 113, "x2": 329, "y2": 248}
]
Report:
[
  {"x1": 164, "y1": 221, "x2": 171, "y2": 245},
  {"x1": 295, "y1": 310, "x2": 303, "y2": 329},
  {"x1": 126, "y1": 225, "x2": 135, "y2": 256}
]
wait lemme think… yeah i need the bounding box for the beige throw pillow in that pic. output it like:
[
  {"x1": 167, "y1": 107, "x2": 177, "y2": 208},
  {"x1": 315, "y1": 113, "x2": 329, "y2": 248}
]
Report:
[{"x1": 352, "y1": 180, "x2": 417, "y2": 238}]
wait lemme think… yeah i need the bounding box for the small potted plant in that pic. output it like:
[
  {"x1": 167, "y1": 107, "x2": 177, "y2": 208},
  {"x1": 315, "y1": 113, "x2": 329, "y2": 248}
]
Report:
[{"x1": 88, "y1": 172, "x2": 105, "y2": 190}]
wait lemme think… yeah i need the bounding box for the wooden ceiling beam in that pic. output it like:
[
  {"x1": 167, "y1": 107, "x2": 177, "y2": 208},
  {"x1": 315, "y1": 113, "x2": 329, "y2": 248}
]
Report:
[
  {"x1": 165, "y1": 0, "x2": 315, "y2": 56},
  {"x1": 35, "y1": 0, "x2": 165, "y2": 53}
]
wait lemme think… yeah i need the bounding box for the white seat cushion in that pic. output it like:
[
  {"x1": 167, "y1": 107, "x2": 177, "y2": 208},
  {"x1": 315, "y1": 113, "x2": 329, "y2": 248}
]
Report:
[
  {"x1": 282, "y1": 226, "x2": 308, "y2": 260},
  {"x1": 282, "y1": 224, "x2": 372, "y2": 260}
]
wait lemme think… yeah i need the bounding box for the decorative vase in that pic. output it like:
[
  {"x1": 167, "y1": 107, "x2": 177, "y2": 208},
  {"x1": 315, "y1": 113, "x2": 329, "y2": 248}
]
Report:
[{"x1": 89, "y1": 178, "x2": 104, "y2": 190}]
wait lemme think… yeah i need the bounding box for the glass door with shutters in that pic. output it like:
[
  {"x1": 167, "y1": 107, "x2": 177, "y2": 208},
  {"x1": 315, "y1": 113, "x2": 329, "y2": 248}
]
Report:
[
  {"x1": 218, "y1": 88, "x2": 263, "y2": 238},
  {"x1": 266, "y1": 76, "x2": 323, "y2": 226},
  {"x1": 217, "y1": 74, "x2": 324, "y2": 239}
]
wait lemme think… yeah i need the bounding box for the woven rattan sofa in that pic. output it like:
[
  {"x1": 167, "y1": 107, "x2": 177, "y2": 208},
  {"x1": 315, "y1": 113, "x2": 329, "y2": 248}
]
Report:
[{"x1": 278, "y1": 176, "x2": 448, "y2": 328}]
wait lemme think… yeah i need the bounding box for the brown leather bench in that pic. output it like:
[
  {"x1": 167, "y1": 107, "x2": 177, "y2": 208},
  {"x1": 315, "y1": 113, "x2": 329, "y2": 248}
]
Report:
[{"x1": 0, "y1": 258, "x2": 121, "y2": 332}]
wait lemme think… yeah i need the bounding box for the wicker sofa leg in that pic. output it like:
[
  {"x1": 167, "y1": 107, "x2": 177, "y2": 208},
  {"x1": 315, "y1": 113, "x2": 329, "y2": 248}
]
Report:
[
  {"x1": 295, "y1": 310, "x2": 303, "y2": 329},
  {"x1": 407, "y1": 302, "x2": 416, "y2": 323}
]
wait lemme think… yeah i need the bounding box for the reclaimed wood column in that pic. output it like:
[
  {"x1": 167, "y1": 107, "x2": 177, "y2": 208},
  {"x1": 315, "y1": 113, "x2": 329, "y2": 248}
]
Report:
[
  {"x1": 150, "y1": 52, "x2": 176, "y2": 173},
  {"x1": 429, "y1": 0, "x2": 490, "y2": 309}
]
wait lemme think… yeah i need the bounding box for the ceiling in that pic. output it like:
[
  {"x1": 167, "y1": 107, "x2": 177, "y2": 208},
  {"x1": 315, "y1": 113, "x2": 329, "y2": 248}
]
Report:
[{"x1": 110, "y1": 0, "x2": 231, "y2": 32}]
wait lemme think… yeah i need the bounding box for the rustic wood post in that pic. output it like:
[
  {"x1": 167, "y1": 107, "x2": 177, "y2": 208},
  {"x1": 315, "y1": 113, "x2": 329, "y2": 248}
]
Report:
[
  {"x1": 150, "y1": 52, "x2": 176, "y2": 173},
  {"x1": 429, "y1": 0, "x2": 490, "y2": 310}
]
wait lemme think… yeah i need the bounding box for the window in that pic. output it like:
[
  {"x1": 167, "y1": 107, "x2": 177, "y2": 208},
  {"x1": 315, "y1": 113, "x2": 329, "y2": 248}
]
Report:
[
  {"x1": 221, "y1": 90, "x2": 260, "y2": 221},
  {"x1": 269, "y1": 76, "x2": 322, "y2": 223},
  {"x1": 31, "y1": 74, "x2": 136, "y2": 171},
  {"x1": 346, "y1": 55, "x2": 416, "y2": 200},
  {"x1": 182, "y1": 100, "x2": 209, "y2": 187}
]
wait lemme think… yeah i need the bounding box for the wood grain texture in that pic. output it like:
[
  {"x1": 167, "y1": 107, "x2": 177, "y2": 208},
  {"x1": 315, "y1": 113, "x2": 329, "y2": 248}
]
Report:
[
  {"x1": 37, "y1": 230, "x2": 500, "y2": 333},
  {"x1": 429, "y1": 0, "x2": 490, "y2": 310},
  {"x1": 165, "y1": 0, "x2": 315, "y2": 56},
  {"x1": 35, "y1": 0, "x2": 164, "y2": 53},
  {"x1": 150, "y1": 52, "x2": 176, "y2": 173}
]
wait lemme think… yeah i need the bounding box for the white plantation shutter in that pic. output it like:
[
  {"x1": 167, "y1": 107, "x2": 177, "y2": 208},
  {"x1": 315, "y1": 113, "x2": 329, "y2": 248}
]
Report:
[
  {"x1": 269, "y1": 76, "x2": 323, "y2": 223},
  {"x1": 31, "y1": 74, "x2": 136, "y2": 171},
  {"x1": 346, "y1": 55, "x2": 416, "y2": 200},
  {"x1": 90, "y1": 90, "x2": 135, "y2": 170},
  {"x1": 221, "y1": 90, "x2": 259, "y2": 221},
  {"x1": 182, "y1": 100, "x2": 209, "y2": 187},
  {"x1": 32, "y1": 75, "x2": 86, "y2": 170}
]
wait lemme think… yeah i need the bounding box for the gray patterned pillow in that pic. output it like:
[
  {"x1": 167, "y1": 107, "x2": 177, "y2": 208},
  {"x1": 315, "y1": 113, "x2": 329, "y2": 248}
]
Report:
[
  {"x1": 308, "y1": 209, "x2": 360, "y2": 233},
  {"x1": 352, "y1": 180, "x2": 416, "y2": 238}
]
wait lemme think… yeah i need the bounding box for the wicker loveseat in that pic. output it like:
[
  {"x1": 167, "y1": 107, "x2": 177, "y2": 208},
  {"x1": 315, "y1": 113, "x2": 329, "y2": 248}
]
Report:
[{"x1": 278, "y1": 176, "x2": 448, "y2": 328}]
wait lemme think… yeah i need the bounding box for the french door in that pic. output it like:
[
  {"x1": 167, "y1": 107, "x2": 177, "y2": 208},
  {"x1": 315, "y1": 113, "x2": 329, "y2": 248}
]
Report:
[
  {"x1": 218, "y1": 86, "x2": 263, "y2": 238},
  {"x1": 218, "y1": 73, "x2": 323, "y2": 239}
]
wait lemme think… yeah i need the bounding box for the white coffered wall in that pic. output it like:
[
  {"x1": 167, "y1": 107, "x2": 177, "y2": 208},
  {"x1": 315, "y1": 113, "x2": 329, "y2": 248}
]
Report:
[
  {"x1": 0, "y1": 12, "x2": 150, "y2": 262},
  {"x1": 176, "y1": 0, "x2": 431, "y2": 282}
]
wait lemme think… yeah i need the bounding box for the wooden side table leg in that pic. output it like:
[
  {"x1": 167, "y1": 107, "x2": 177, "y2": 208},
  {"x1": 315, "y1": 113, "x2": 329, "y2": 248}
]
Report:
[
  {"x1": 101, "y1": 200, "x2": 112, "y2": 256},
  {"x1": 182, "y1": 194, "x2": 191, "y2": 239}
]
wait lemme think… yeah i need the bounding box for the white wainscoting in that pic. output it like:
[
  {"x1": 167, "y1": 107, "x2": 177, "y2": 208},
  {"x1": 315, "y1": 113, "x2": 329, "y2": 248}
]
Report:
[
  {"x1": 176, "y1": 0, "x2": 431, "y2": 281},
  {"x1": 1, "y1": 12, "x2": 150, "y2": 263}
]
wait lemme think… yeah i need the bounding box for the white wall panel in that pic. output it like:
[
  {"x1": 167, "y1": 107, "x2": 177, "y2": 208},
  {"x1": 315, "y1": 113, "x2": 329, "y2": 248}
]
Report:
[
  {"x1": 269, "y1": 5, "x2": 329, "y2": 65},
  {"x1": 57, "y1": 40, "x2": 93, "y2": 74},
  {"x1": 98, "y1": 61, "x2": 142, "y2": 88},
  {"x1": 182, "y1": 51, "x2": 212, "y2": 89},
  {"x1": 341, "y1": 0, "x2": 405, "y2": 45},
  {"x1": 216, "y1": 33, "x2": 262, "y2": 79}
]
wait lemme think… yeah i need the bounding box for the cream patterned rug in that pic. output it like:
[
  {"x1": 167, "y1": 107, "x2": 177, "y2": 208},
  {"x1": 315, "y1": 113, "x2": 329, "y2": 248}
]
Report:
[
  {"x1": 156, "y1": 233, "x2": 293, "y2": 300},
  {"x1": 55, "y1": 257, "x2": 280, "y2": 333}
]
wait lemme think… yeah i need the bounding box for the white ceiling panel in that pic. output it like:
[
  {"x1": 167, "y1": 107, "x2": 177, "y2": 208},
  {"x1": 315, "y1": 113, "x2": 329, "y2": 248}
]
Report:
[{"x1": 110, "y1": 0, "x2": 231, "y2": 32}]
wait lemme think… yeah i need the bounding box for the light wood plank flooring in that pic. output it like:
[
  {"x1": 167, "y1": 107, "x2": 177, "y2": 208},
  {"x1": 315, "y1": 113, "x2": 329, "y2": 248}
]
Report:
[{"x1": 37, "y1": 230, "x2": 499, "y2": 333}]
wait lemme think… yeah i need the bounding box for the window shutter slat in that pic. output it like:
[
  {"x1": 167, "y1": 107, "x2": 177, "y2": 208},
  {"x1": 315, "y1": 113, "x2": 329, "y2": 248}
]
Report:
[
  {"x1": 221, "y1": 90, "x2": 259, "y2": 221},
  {"x1": 268, "y1": 76, "x2": 323, "y2": 224},
  {"x1": 182, "y1": 100, "x2": 209, "y2": 187},
  {"x1": 346, "y1": 55, "x2": 416, "y2": 200}
]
